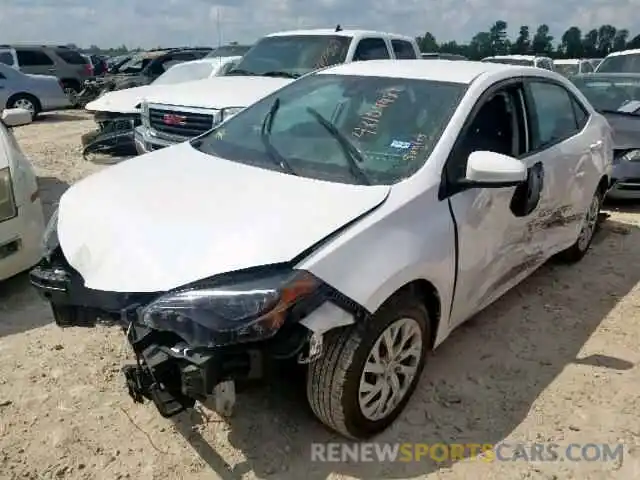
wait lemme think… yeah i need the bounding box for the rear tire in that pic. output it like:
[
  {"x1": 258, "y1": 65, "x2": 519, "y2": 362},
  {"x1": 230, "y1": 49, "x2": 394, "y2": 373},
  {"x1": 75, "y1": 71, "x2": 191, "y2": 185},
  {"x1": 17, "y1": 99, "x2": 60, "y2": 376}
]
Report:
[
  {"x1": 61, "y1": 81, "x2": 81, "y2": 108},
  {"x1": 555, "y1": 189, "x2": 602, "y2": 263},
  {"x1": 306, "y1": 291, "x2": 430, "y2": 439},
  {"x1": 7, "y1": 94, "x2": 40, "y2": 119}
]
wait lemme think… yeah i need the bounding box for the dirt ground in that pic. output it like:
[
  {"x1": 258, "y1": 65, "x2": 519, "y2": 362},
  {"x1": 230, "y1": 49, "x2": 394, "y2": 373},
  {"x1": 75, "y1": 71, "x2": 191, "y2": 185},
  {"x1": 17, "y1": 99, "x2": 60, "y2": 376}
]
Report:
[{"x1": 1, "y1": 111, "x2": 640, "y2": 480}]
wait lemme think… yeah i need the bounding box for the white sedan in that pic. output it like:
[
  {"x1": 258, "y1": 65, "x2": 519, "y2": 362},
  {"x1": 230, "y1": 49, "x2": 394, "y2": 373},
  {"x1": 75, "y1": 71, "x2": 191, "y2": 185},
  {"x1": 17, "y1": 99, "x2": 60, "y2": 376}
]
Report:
[
  {"x1": 30, "y1": 60, "x2": 612, "y2": 439},
  {"x1": 0, "y1": 108, "x2": 45, "y2": 281}
]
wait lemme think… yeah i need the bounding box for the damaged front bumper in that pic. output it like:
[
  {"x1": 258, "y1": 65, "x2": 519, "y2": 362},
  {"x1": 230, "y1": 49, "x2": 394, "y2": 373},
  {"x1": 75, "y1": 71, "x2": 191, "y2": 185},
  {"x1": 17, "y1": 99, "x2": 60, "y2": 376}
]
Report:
[
  {"x1": 29, "y1": 248, "x2": 359, "y2": 417},
  {"x1": 81, "y1": 111, "x2": 141, "y2": 158}
]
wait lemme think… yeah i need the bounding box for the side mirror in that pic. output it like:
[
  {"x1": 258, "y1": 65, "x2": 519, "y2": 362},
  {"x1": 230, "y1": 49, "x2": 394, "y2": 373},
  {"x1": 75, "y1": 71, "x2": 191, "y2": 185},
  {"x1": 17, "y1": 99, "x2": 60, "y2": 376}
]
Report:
[
  {"x1": 464, "y1": 150, "x2": 527, "y2": 187},
  {"x1": 1, "y1": 108, "x2": 33, "y2": 127}
]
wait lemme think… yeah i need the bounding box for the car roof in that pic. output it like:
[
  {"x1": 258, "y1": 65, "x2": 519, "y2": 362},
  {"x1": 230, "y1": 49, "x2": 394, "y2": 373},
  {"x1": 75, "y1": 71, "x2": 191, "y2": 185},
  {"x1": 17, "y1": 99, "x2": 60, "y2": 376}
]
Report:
[
  {"x1": 318, "y1": 59, "x2": 528, "y2": 84},
  {"x1": 266, "y1": 29, "x2": 415, "y2": 42},
  {"x1": 483, "y1": 54, "x2": 547, "y2": 60}
]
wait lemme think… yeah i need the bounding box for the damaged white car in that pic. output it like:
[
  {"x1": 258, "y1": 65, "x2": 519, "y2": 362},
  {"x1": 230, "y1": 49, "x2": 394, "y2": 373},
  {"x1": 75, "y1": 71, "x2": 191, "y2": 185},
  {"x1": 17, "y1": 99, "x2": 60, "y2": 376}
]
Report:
[{"x1": 30, "y1": 60, "x2": 612, "y2": 439}]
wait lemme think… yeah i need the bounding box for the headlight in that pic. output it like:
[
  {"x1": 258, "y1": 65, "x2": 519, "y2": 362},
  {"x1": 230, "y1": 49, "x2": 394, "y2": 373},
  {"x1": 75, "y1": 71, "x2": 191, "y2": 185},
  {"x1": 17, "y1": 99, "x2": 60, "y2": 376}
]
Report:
[
  {"x1": 222, "y1": 107, "x2": 244, "y2": 120},
  {"x1": 619, "y1": 149, "x2": 640, "y2": 162},
  {"x1": 140, "y1": 270, "x2": 322, "y2": 348},
  {"x1": 0, "y1": 167, "x2": 17, "y2": 222},
  {"x1": 42, "y1": 207, "x2": 59, "y2": 257},
  {"x1": 210, "y1": 109, "x2": 223, "y2": 127}
]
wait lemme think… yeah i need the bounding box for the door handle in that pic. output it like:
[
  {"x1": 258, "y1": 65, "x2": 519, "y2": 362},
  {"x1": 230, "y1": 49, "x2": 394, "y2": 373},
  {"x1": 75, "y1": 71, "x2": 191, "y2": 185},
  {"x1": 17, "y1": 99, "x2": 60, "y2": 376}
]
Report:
[
  {"x1": 47, "y1": 68, "x2": 55, "y2": 73},
  {"x1": 589, "y1": 140, "x2": 603, "y2": 151}
]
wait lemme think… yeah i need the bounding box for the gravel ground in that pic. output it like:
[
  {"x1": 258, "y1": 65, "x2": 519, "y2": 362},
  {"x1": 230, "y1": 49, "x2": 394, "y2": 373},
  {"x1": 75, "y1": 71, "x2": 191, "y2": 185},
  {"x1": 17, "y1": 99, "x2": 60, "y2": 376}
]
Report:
[{"x1": 1, "y1": 110, "x2": 640, "y2": 479}]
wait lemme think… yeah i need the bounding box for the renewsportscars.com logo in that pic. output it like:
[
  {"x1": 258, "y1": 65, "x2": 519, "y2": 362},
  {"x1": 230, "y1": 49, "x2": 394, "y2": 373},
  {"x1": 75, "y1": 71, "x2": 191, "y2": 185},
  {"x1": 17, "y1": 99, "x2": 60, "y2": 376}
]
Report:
[{"x1": 310, "y1": 442, "x2": 625, "y2": 463}]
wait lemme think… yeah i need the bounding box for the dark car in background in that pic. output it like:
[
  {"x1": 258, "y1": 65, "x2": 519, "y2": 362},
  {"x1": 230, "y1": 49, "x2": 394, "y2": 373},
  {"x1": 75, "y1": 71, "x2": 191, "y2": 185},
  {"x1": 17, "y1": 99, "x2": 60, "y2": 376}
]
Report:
[
  {"x1": 571, "y1": 72, "x2": 640, "y2": 199},
  {"x1": 421, "y1": 52, "x2": 467, "y2": 60},
  {"x1": 0, "y1": 44, "x2": 93, "y2": 104}
]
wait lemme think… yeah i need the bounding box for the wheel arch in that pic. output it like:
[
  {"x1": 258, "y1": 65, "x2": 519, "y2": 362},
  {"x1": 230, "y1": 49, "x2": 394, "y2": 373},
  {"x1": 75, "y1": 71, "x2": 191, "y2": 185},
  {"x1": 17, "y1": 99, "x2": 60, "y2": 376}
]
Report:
[
  {"x1": 6, "y1": 92, "x2": 41, "y2": 112},
  {"x1": 60, "y1": 78, "x2": 81, "y2": 90},
  {"x1": 378, "y1": 279, "x2": 442, "y2": 349}
]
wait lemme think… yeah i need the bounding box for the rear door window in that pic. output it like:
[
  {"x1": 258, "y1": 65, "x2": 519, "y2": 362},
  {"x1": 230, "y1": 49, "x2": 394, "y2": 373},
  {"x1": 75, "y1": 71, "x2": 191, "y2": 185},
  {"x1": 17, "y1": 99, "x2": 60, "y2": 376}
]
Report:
[
  {"x1": 55, "y1": 49, "x2": 87, "y2": 64},
  {"x1": 353, "y1": 38, "x2": 390, "y2": 61},
  {"x1": 391, "y1": 40, "x2": 417, "y2": 59}
]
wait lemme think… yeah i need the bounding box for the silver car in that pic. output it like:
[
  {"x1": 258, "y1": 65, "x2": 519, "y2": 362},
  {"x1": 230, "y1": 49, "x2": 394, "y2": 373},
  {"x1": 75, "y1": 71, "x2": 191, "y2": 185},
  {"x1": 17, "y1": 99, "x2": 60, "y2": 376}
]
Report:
[
  {"x1": 0, "y1": 62, "x2": 70, "y2": 118},
  {"x1": 572, "y1": 73, "x2": 640, "y2": 200}
]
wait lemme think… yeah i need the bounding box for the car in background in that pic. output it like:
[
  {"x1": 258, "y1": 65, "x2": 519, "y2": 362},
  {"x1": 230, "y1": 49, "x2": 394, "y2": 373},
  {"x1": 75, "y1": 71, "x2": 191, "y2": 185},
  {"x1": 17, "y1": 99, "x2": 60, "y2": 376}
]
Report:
[
  {"x1": 0, "y1": 45, "x2": 93, "y2": 104},
  {"x1": 571, "y1": 72, "x2": 640, "y2": 199},
  {"x1": 84, "y1": 54, "x2": 108, "y2": 76},
  {"x1": 554, "y1": 59, "x2": 595, "y2": 77},
  {"x1": 134, "y1": 28, "x2": 422, "y2": 153},
  {"x1": 481, "y1": 55, "x2": 555, "y2": 70},
  {"x1": 206, "y1": 45, "x2": 252, "y2": 58},
  {"x1": 595, "y1": 49, "x2": 640, "y2": 73},
  {"x1": 421, "y1": 53, "x2": 467, "y2": 60},
  {"x1": 85, "y1": 56, "x2": 242, "y2": 115},
  {"x1": 0, "y1": 63, "x2": 70, "y2": 118},
  {"x1": 108, "y1": 47, "x2": 212, "y2": 90},
  {"x1": 81, "y1": 56, "x2": 242, "y2": 156},
  {"x1": 33, "y1": 59, "x2": 611, "y2": 439},
  {"x1": 0, "y1": 108, "x2": 45, "y2": 281},
  {"x1": 106, "y1": 54, "x2": 133, "y2": 73}
]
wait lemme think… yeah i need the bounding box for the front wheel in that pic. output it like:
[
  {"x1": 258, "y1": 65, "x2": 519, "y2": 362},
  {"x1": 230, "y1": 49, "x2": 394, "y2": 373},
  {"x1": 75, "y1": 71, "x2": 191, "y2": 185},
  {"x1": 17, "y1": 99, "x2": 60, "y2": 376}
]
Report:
[
  {"x1": 306, "y1": 292, "x2": 430, "y2": 439},
  {"x1": 556, "y1": 189, "x2": 602, "y2": 263}
]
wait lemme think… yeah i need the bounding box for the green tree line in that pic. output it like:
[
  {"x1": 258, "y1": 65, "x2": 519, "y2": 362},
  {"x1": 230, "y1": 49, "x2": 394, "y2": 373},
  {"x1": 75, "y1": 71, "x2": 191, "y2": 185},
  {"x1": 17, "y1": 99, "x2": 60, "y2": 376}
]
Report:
[{"x1": 418, "y1": 22, "x2": 638, "y2": 59}]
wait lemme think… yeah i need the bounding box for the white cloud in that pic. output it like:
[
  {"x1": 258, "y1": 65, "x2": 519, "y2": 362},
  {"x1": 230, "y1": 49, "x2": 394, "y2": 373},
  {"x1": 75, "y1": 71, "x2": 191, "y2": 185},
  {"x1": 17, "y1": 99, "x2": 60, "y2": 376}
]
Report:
[{"x1": 0, "y1": 0, "x2": 638, "y2": 48}]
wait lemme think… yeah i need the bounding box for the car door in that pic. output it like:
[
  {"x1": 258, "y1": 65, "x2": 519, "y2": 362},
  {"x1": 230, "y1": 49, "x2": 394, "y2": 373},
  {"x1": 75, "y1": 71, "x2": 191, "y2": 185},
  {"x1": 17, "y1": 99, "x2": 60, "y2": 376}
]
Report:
[
  {"x1": 15, "y1": 49, "x2": 56, "y2": 76},
  {"x1": 524, "y1": 78, "x2": 598, "y2": 252},
  {"x1": 0, "y1": 66, "x2": 11, "y2": 107},
  {"x1": 443, "y1": 79, "x2": 548, "y2": 326}
]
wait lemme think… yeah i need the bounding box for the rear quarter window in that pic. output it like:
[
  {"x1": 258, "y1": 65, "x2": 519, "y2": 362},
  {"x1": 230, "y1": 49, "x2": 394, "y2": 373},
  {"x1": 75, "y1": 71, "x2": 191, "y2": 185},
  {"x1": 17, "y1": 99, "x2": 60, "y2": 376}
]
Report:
[
  {"x1": 55, "y1": 49, "x2": 88, "y2": 64},
  {"x1": 391, "y1": 40, "x2": 417, "y2": 59}
]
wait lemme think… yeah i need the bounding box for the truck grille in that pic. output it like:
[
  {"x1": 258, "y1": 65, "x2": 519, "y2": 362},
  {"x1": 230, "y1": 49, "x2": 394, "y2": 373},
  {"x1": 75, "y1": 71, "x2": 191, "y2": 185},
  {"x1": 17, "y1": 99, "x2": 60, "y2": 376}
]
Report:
[{"x1": 148, "y1": 107, "x2": 215, "y2": 138}]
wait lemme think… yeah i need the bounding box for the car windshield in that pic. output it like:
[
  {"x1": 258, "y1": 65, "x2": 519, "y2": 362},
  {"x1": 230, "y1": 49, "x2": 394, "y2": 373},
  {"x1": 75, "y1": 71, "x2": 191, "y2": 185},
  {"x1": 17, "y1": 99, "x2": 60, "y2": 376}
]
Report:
[
  {"x1": 227, "y1": 35, "x2": 351, "y2": 78},
  {"x1": 152, "y1": 62, "x2": 214, "y2": 85},
  {"x1": 191, "y1": 73, "x2": 466, "y2": 185},
  {"x1": 555, "y1": 63, "x2": 579, "y2": 76},
  {"x1": 206, "y1": 46, "x2": 251, "y2": 57},
  {"x1": 596, "y1": 53, "x2": 640, "y2": 73},
  {"x1": 572, "y1": 75, "x2": 640, "y2": 113},
  {"x1": 482, "y1": 57, "x2": 534, "y2": 66}
]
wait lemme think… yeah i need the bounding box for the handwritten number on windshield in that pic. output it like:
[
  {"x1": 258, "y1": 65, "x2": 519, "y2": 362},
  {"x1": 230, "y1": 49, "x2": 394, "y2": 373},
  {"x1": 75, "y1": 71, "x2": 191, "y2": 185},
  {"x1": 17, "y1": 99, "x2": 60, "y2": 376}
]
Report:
[{"x1": 351, "y1": 88, "x2": 402, "y2": 138}]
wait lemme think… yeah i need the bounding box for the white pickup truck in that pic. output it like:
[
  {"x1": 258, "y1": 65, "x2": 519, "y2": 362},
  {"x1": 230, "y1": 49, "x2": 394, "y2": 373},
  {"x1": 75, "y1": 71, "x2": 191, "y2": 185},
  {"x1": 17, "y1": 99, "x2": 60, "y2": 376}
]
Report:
[{"x1": 134, "y1": 28, "x2": 421, "y2": 153}]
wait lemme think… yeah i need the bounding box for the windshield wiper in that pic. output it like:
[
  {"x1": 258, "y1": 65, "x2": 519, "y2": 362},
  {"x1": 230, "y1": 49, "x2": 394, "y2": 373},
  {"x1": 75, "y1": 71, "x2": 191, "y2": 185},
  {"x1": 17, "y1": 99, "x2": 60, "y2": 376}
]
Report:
[
  {"x1": 305, "y1": 107, "x2": 371, "y2": 185},
  {"x1": 261, "y1": 71, "x2": 300, "y2": 79},
  {"x1": 260, "y1": 98, "x2": 297, "y2": 175},
  {"x1": 226, "y1": 68, "x2": 257, "y2": 76}
]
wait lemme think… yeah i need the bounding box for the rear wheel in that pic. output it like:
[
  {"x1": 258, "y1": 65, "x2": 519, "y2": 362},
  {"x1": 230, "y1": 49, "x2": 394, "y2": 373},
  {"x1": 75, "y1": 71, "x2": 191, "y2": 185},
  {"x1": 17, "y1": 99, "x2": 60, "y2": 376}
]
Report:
[
  {"x1": 7, "y1": 94, "x2": 40, "y2": 119},
  {"x1": 556, "y1": 189, "x2": 602, "y2": 263},
  {"x1": 306, "y1": 292, "x2": 430, "y2": 439},
  {"x1": 61, "y1": 81, "x2": 80, "y2": 108}
]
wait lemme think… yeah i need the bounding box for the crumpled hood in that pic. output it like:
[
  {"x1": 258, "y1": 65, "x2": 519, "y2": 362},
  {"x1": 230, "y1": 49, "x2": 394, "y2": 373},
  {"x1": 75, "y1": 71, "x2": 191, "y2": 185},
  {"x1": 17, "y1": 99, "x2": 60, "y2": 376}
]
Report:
[
  {"x1": 57, "y1": 142, "x2": 389, "y2": 292},
  {"x1": 85, "y1": 85, "x2": 152, "y2": 114},
  {"x1": 143, "y1": 76, "x2": 292, "y2": 109},
  {"x1": 603, "y1": 112, "x2": 640, "y2": 150}
]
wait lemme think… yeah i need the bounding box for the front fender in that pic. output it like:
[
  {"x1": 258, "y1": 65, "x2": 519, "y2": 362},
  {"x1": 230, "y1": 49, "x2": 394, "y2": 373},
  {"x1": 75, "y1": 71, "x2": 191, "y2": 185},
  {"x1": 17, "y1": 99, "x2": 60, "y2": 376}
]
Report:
[{"x1": 297, "y1": 187, "x2": 456, "y2": 343}]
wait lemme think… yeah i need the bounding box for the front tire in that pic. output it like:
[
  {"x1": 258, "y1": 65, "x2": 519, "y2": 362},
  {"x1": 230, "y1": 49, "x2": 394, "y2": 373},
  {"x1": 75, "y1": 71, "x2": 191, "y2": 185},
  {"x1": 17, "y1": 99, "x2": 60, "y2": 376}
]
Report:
[
  {"x1": 306, "y1": 292, "x2": 430, "y2": 439},
  {"x1": 556, "y1": 189, "x2": 602, "y2": 263},
  {"x1": 7, "y1": 94, "x2": 40, "y2": 119}
]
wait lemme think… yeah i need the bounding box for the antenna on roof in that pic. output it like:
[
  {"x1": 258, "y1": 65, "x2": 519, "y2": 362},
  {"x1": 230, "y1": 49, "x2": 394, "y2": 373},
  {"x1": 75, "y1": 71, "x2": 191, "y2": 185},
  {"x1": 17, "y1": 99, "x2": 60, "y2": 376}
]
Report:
[{"x1": 335, "y1": 24, "x2": 342, "y2": 32}]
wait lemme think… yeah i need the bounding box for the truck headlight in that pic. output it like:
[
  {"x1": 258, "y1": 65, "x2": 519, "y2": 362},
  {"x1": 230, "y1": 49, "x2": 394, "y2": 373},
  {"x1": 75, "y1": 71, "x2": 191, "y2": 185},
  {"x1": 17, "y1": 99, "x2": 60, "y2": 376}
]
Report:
[
  {"x1": 0, "y1": 167, "x2": 17, "y2": 222},
  {"x1": 222, "y1": 107, "x2": 244, "y2": 120},
  {"x1": 140, "y1": 270, "x2": 322, "y2": 348},
  {"x1": 619, "y1": 149, "x2": 640, "y2": 162}
]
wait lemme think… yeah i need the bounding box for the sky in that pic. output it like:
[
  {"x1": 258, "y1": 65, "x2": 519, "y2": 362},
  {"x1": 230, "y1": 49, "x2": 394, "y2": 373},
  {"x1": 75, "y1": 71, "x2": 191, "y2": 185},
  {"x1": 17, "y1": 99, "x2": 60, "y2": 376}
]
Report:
[{"x1": 0, "y1": 0, "x2": 638, "y2": 48}]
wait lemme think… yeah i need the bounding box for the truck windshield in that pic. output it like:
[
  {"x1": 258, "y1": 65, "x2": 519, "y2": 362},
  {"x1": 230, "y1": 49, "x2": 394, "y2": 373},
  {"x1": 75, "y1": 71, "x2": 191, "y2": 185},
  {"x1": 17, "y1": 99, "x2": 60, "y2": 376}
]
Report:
[
  {"x1": 191, "y1": 73, "x2": 466, "y2": 186},
  {"x1": 596, "y1": 53, "x2": 640, "y2": 73},
  {"x1": 227, "y1": 35, "x2": 351, "y2": 78}
]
